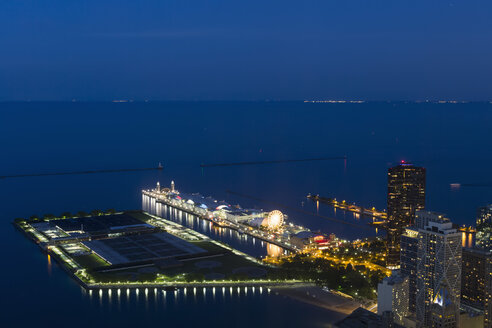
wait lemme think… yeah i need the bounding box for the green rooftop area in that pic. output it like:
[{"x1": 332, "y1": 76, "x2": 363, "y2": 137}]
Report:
[{"x1": 14, "y1": 211, "x2": 278, "y2": 287}]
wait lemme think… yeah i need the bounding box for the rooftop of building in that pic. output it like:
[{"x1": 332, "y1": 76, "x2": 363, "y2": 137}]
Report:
[
  {"x1": 381, "y1": 270, "x2": 407, "y2": 286},
  {"x1": 292, "y1": 231, "x2": 318, "y2": 239},
  {"x1": 54, "y1": 213, "x2": 152, "y2": 234},
  {"x1": 388, "y1": 160, "x2": 425, "y2": 170},
  {"x1": 402, "y1": 227, "x2": 419, "y2": 238},
  {"x1": 415, "y1": 210, "x2": 460, "y2": 234},
  {"x1": 170, "y1": 191, "x2": 263, "y2": 217},
  {"x1": 398, "y1": 160, "x2": 413, "y2": 166},
  {"x1": 335, "y1": 307, "x2": 405, "y2": 328},
  {"x1": 84, "y1": 231, "x2": 205, "y2": 265},
  {"x1": 421, "y1": 221, "x2": 459, "y2": 235},
  {"x1": 462, "y1": 247, "x2": 490, "y2": 257},
  {"x1": 415, "y1": 210, "x2": 449, "y2": 221}
]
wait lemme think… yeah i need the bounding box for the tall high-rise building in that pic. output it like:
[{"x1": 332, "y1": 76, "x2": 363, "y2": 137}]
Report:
[
  {"x1": 415, "y1": 212, "x2": 462, "y2": 328},
  {"x1": 461, "y1": 247, "x2": 487, "y2": 309},
  {"x1": 400, "y1": 227, "x2": 419, "y2": 314},
  {"x1": 477, "y1": 204, "x2": 492, "y2": 252},
  {"x1": 386, "y1": 161, "x2": 426, "y2": 267},
  {"x1": 485, "y1": 255, "x2": 492, "y2": 328},
  {"x1": 478, "y1": 205, "x2": 492, "y2": 328}
]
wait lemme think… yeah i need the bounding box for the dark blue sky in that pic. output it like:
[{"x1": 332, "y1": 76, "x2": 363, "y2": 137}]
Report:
[{"x1": 1, "y1": 1, "x2": 491, "y2": 101}]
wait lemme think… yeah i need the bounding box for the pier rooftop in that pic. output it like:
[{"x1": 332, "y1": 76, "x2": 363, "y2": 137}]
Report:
[{"x1": 15, "y1": 211, "x2": 300, "y2": 288}]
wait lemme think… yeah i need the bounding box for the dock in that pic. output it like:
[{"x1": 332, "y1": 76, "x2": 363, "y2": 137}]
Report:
[
  {"x1": 143, "y1": 189, "x2": 298, "y2": 253},
  {"x1": 307, "y1": 194, "x2": 387, "y2": 219}
]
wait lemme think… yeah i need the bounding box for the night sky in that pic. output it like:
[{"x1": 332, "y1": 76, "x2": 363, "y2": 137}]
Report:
[{"x1": 1, "y1": 1, "x2": 491, "y2": 101}]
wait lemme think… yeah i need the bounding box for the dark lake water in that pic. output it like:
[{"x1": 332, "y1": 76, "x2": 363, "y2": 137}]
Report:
[{"x1": 1, "y1": 101, "x2": 491, "y2": 327}]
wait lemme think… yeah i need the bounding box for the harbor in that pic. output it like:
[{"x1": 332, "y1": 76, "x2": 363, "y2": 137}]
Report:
[{"x1": 143, "y1": 181, "x2": 340, "y2": 257}]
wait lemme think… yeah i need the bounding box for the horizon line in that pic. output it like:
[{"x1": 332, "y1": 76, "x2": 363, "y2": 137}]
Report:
[{"x1": 0, "y1": 99, "x2": 491, "y2": 104}]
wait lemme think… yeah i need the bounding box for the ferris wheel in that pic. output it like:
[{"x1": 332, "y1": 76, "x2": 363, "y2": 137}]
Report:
[{"x1": 266, "y1": 210, "x2": 284, "y2": 229}]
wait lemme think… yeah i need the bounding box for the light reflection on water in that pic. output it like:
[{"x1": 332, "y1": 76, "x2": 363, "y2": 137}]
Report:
[
  {"x1": 85, "y1": 286, "x2": 267, "y2": 311},
  {"x1": 266, "y1": 243, "x2": 283, "y2": 257},
  {"x1": 461, "y1": 231, "x2": 474, "y2": 248},
  {"x1": 143, "y1": 195, "x2": 286, "y2": 258},
  {"x1": 47, "y1": 254, "x2": 52, "y2": 276}
]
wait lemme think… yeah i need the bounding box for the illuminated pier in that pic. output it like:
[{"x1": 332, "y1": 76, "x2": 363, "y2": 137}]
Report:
[
  {"x1": 307, "y1": 194, "x2": 387, "y2": 219},
  {"x1": 143, "y1": 187, "x2": 296, "y2": 252},
  {"x1": 143, "y1": 182, "x2": 334, "y2": 254}
]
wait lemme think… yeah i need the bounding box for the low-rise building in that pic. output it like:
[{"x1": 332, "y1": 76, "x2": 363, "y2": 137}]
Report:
[
  {"x1": 377, "y1": 270, "x2": 409, "y2": 325},
  {"x1": 290, "y1": 231, "x2": 336, "y2": 250}
]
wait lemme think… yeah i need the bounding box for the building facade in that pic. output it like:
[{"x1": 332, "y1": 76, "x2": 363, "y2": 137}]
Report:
[
  {"x1": 485, "y1": 255, "x2": 492, "y2": 328},
  {"x1": 377, "y1": 270, "x2": 410, "y2": 325},
  {"x1": 386, "y1": 162, "x2": 426, "y2": 268},
  {"x1": 400, "y1": 227, "x2": 419, "y2": 314},
  {"x1": 415, "y1": 212, "x2": 462, "y2": 328},
  {"x1": 461, "y1": 247, "x2": 487, "y2": 310},
  {"x1": 289, "y1": 231, "x2": 336, "y2": 250},
  {"x1": 473, "y1": 205, "x2": 492, "y2": 328},
  {"x1": 477, "y1": 204, "x2": 492, "y2": 252}
]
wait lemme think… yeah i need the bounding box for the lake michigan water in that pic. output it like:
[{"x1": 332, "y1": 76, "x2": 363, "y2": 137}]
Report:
[{"x1": 1, "y1": 101, "x2": 491, "y2": 327}]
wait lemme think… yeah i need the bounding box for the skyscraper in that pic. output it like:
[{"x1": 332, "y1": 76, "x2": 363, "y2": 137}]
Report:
[
  {"x1": 485, "y1": 256, "x2": 492, "y2": 328},
  {"x1": 476, "y1": 204, "x2": 492, "y2": 252},
  {"x1": 461, "y1": 247, "x2": 487, "y2": 309},
  {"x1": 415, "y1": 212, "x2": 462, "y2": 328},
  {"x1": 400, "y1": 227, "x2": 419, "y2": 314},
  {"x1": 476, "y1": 205, "x2": 492, "y2": 327},
  {"x1": 387, "y1": 161, "x2": 426, "y2": 267}
]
